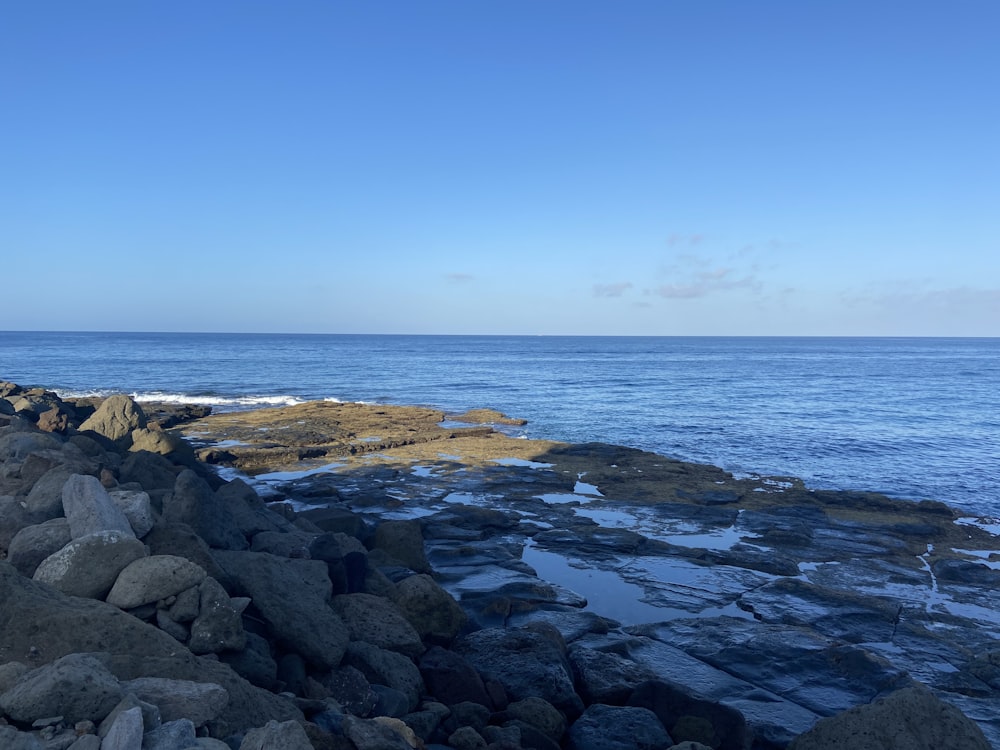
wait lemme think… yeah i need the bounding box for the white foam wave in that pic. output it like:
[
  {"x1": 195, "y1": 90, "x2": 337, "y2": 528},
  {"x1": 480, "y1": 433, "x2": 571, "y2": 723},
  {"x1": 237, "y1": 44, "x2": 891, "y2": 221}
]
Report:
[{"x1": 130, "y1": 391, "x2": 306, "y2": 408}]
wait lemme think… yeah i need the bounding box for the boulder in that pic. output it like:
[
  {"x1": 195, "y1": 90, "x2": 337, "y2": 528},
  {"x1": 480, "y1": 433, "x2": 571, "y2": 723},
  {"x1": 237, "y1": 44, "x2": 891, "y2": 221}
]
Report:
[
  {"x1": 163, "y1": 470, "x2": 248, "y2": 550},
  {"x1": 100, "y1": 705, "x2": 144, "y2": 750},
  {"x1": 98, "y1": 692, "x2": 161, "y2": 738},
  {"x1": 36, "y1": 406, "x2": 69, "y2": 434},
  {"x1": 105, "y1": 555, "x2": 207, "y2": 609},
  {"x1": 0, "y1": 430, "x2": 65, "y2": 462},
  {"x1": 332, "y1": 593, "x2": 425, "y2": 658},
  {"x1": 188, "y1": 576, "x2": 247, "y2": 654},
  {"x1": 122, "y1": 676, "x2": 228, "y2": 727},
  {"x1": 239, "y1": 718, "x2": 313, "y2": 750},
  {"x1": 7, "y1": 517, "x2": 72, "y2": 577},
  {"x1": 627, "y1": 680, "x2": 752, "y2": 750},
  {"x1": 108, "y1": 489, "x2": 156, "y2": 538},
  {"x1": 372, "y1": 519, "x2": 431, "y2": 574},
  {"x1": 394, "y1": 573, "x2": 468, "y2": 643},
  {"x1": 787, "y1": 682, "x2": 991, "y2": 750},
  {"x1": 0, "y1": 561, "x2": 302, "y2": 736},
  {"x1": 418, "y1": 646, "x2": 492, "y2": 708},
  {"x1": 567, "y1": 704, "x2": 673, "y2": 750},
  {"x1": 62, "y1": 474, "x2": 134, "y2": 539},
  {"x1": 569, "y1": 646, "x2": 658, "y2": 705},
  {"x1": 118, "y1": 450, "x2": 179, "y2": 491},
  {"x1": 500, "y1": 697, "x2": 567, "y2": 742},
  {"x1": 143, "y1": 523, "x2": 229, "y2": 583},
  {"x1": 213, "y1": 550, "x2": 349, "y2": 670},
  {"x1": 0, "y1": 726, "x2": 43, "y2": 750},
  {"x1": 0, "y1": 652, "x2": 123, "y2": 724},
  {"x1": 129, "y1": 427, "x2": 184, "y2": 455},
  {"x1": 0, "y1": 495, "x2": 44, "y2": 557},
  {"x1": 33, "y1": 530, "x2": 147, "y2": 599},
  {"x1": 343, "y1": 714, "x2": 415, "y2": 750},
  {"x1": 215, "y1": 478, "x2": 285, "y2": 537},
  {"x1": 309, "y1": 531, "x2": 368, "y2": 594},
  {"x1": 343, "y1": 641, "x2": 425, "y2": 713},
  {"x1": 23, "y1": 466, "x2": 75, "y2": 518},
  {"x1": 141, "y1": 719, "x2": 197, "y2": 750},
  {"x1": 454, "y1": 626, "x2": 583, "y2": 716},
  {"x1": 220, "y1": 632, "x2": 278, "y2": 690},
  {"x1": 78, "y1": 395, "x2": 146, "y2": 445}
]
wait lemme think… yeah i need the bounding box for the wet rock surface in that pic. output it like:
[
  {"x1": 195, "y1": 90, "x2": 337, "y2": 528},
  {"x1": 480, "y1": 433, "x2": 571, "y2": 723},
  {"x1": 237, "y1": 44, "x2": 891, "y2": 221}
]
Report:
[{"x1": 1, "y1": 383, "x2": 998, "y2": 749}]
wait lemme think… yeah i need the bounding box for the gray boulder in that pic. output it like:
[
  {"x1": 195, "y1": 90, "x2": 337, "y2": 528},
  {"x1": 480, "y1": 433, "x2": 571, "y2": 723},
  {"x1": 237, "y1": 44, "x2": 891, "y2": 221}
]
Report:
[
  {"x1": 33, "y1": 530, "x2": 147, "y2": 599},
  {"x1": 62, "y1": 474, "x2": 134, "y2": 539},
  {"x1": 0, "y1": 561, "x2": 303, "y2": 736},
  {"x1": 118, "y1": 451, "x2": 179, "y2": 491},
  {"x1": 78, "y1": 395, "x2": 147, "y2": 444},
  {"x1": 332, "y1": 592, "x2": 425, "y2": 657},
  {"x1": 105, "y1": 555, "x2": 207, "y2": 609},
  {"x1": 568, "y1": 704, "x2": 673, "y2": 750},
  {"x1": 122, "y1": 677, "x2": 228, "y2": 728},
  {"x1": 108, "y1": 489, "x2": 156, "y2": 538},
  {"x1": 214, "y1": 478, "x2": 285, "y2": 538},
  {"x1": 394, "y1": 573, "x2": 467, "y2": 643},
  {"x1": 163, "y1": 470, "x2": 248, "y2": 550},
  {"x1": 239, "y1": 719, "x2": 313, "y2": 750},
  {"x1": 502, "y1": 697, "x2": 567, "y2": 741},
  {"x1": 787, "y1": 682, "x2": 990, "y2": 750},
  {"x1": 343, "y1": 641, "x2": 425, "y2": 713},
  {"x1": 23, "y1": 466, "x2": 75, "y2": 518},
  {"x1": 0, "y1": 726, "x2": 43, "y2": 750},
  {"x1": 0, "y1": 661, "x2": 30, "y2": 693},
  {"x1": 418, "y1": 646, "x2": 492, "y2": 708},
  {"x1": 455, "y1": 626, "x2": 584, "y2": 716},
  {"x1": 98, "y1": 692, "x2": 161, "y2": 738},
  {"x1": 0, "y1": 495, "x2": 45, "y2": 557},
  {"x1": 0, "y1": 652, "x2": 123, "y2": 724},
  {"x1": 129, "y1": 427, "x2": 183, "y2": 455},
  {"x1": 7, "y1": 517, "x2": 71, "y2": 577},
  {"x1": 372, "y1": 519, "x2": 431, "y2": 573},
  {"x1": 342, "y1": 714, "x2": 415, "y2": 750},
  {"x1": 141, "y1": 719, "x2": 196, "y2": 750},
  {"x1": 569, "y1": 646, "x2": 658, "y2": 705},
  {"x1": 188, "y1": 576, "x2": 247, "y2": 654},
  {"x1": 213, "y1": 550, "x2": 349, "y2": 670},
  {"x1": 100, "y1": 705, "x2": 144, "y2": 750}
]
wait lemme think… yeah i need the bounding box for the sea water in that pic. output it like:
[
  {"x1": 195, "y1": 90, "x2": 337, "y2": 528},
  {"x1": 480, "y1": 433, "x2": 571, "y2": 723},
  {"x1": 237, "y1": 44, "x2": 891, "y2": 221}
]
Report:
[{"x1": 2, "y1": 332, "x2": 998, "y2": 515}]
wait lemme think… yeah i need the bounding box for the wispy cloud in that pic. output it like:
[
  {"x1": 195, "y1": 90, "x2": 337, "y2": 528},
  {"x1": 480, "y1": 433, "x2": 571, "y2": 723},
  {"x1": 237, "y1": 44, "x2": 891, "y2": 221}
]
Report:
[
  {"x1": 445, "y1": 273, "x2": 475, "y2": 283},
  {"x1": 593, "y1": 282, "x2": 633, "y2": 298},
  {"x1": 650, "y1": 262, "x2": 761, "y2": 300},
  {"x1": 666, "y1": 233, "x2": 705, "y2": 248}
]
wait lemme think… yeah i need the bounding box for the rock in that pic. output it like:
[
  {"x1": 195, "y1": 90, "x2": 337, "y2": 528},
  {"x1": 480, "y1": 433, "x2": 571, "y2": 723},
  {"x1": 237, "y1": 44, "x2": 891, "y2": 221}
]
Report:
[
  {"x1": 69, "y1": 735, "x2": 101, "y2": 750},
  {"x1": 0, "y1": 661, "x2": 30, "y2": 692},
  {"x1": 78, "y1": 395, "x2": 146, "y2": 445},
  {"x1": 105, "y1": 555, "x2": 207, "y2": 609},
  {"x1": 569, "y1": 647, "x2": 658, "y2": 706},
  {"x1": 100, "y1": 705, "x2": 143, "y2": 750},
  {"x1": 343, "y1": 641, "x2": 425, "y2": 714},
  {"x1": 98, "y1": 693, "x2": 161, "y2": 738},
  {"x1": 23, "y1": 466, "x2": 76, "y2": 518},
  {"x1": 331, "y1": 593, "x2": 425, "y2": 658},
  {"x1": 787, "y1": 682, "x2": 991, "y2": 750},
  {"x1": 122, "y1": 677, "x2": 228, "y2": 728},
  {"x1": 219, "y1": 632, "x2": 278, "y2": 691},
  {"x1": 188, "y1": 576, "x2": 247, "y2": 654},
  {"x1": 0, "y1": 726, "x2": 43, "y2": 750},
  {"x1": 108, "y1": 489, "x2": 155, "y2": 539},
  {"x1": 343, "y1": 714, "x2": 414, "y2": 750},
  {"x1": 454, "y1": 626, "x2": 583, "y2": 717},
  {"x1": 249, "y1": 530, "x2": 313, "y2": 558},
  {"x1": 7, "y1": 517, "x2": 72, "y2": 577},
  {"x1": 33, "y1": 530, "x2": 147, "y2": 599},
  {"x1": 372, "y1": 520, "x2": 431, "y2": 574},
  {"x1": 394, "y1": 574, "x2": 467, "y2": 644},
  {"x1": 449, "y1": 725, "x2": 487, "y2": 750},
  {"x1": 0, "y1": 653, "x2": 123, "y2": 724},
  {"x1": 62, "y1": 474, "x2": 134, "y2": 539},
  {"x1": 163, "y1": 470, "x2": 248, "y2": 550},
  {"x1": 167, "y1": 585, "x2": 202, "y2": 623},
  {"x1": 129, "y1": 427, "x2": 183, "y2": 455},
  {"x1": 239, "y1": 719, "x2": 313, "y2": 750},
  {"x1": 214, "y1": 479, "x2": 284, "y2": 538},
  {"x1": 500, "y1": 697, "x2": 566, "y2": 741},
  {"x1": 418, "y1": 646, "x2": 492, "y2": 708},
  {"x1": 143, "y1": 523, "x2": 229, "y2": 583},
  {"x1": 0, "y1": 430, "x2": 66, "y2": 462},
  {"x1": 567, "y1": 704, "x2": 673, "y2": 750},
  {"x1": 118, "y1": 451, "x2": 178, "y2": 492},
  {"x1": 213, "y1": 550, "x2": 349, "y2": 670},
  {"x1": 372, "y1": 684, "x2": 412, "y2": 718},
  {"x1": 36, "y1": 406, "x2": 69, "y2": 434},
  {"x1": 308, "y1": 532, "x2": 369, "y2": 593},
  {"x1": 0, "y1": 562, "x2": 302, "y2": 736},
  {"x1": 141, "y1": 719, "x2": 196, "y2": 750},
  {"x1": 627, "y1": 680, "x2": 752, "y2": 750}
]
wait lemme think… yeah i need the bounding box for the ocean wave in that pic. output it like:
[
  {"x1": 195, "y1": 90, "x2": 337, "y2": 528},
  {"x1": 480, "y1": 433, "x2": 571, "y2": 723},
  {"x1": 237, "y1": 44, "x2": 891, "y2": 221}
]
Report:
[{"x1": 55, "y1": 388, "x2": 306, "y2": 409}]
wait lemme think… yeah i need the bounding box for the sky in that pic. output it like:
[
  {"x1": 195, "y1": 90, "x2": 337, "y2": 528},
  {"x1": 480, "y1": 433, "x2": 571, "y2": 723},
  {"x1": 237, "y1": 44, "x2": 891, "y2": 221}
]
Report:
[{"x1": 2, "y1": 1, "x2": 998, "y2": 336}]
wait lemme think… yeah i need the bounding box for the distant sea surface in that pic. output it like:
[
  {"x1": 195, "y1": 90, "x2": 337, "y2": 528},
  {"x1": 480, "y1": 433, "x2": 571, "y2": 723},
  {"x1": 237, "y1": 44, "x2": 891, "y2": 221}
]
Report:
[{"x1": 2, "y1": 332, "x2": 998, "y2": 516}]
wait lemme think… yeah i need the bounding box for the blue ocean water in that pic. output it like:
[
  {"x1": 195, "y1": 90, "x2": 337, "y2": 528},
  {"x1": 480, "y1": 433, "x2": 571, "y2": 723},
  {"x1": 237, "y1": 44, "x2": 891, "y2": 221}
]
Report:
[{"x1": 2, "y1": 332, "x2": 998, "y2": 515}]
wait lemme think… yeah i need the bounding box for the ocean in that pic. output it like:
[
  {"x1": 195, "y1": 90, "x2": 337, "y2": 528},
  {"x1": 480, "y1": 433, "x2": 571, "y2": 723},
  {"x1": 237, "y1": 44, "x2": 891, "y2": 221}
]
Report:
[{"x1": 2, "y1": 332, "x2": 998, "y2": 516}]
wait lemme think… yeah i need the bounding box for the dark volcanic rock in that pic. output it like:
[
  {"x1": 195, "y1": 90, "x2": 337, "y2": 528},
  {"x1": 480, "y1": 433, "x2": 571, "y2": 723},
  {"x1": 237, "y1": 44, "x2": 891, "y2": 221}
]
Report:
[
  {"x1": 567, "y1": 704, "x2": 672, "y2": 750},
  {"x1": 454, "y1": 626, "x2": 583, "y2": 717}
]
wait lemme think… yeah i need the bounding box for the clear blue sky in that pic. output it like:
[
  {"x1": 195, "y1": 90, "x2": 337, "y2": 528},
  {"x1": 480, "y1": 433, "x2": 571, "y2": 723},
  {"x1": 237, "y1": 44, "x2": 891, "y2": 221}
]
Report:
[{"x1": 3, "y1": 1, "x2": 997, "y2": 335}]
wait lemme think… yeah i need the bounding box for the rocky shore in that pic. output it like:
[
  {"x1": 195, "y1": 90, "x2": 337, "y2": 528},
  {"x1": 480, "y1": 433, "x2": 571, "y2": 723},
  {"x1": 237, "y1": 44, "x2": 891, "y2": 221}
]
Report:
[{"x1": 1, "y1": 382, "x2": 997, "y2": 750}]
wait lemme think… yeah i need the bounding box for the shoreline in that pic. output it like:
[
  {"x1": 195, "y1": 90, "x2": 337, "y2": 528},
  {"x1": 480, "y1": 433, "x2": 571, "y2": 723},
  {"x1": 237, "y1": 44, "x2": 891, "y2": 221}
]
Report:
[{"x1": 2, "y1": 383, "x2": 999, "y2": 748}]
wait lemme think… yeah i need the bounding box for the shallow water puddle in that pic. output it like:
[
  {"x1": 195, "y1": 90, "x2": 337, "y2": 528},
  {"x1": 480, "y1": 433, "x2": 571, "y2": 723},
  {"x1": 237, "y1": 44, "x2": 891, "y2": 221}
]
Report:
[
  {"x1": 491, "y1": 457, "x2": 554, "y2": 469},
  {"x1": 251, "y1": 461, "x2": 346, "y2": 482}
]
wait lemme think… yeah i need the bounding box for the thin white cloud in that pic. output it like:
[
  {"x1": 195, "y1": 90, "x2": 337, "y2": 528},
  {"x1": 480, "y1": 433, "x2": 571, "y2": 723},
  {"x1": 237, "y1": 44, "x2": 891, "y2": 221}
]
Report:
[
  {"x1": 593, "y1": 282, "x2": 633, "y2": 298},
  {"x1": 651, "y1": 265, "x2": 761, "y2": 299},
  {"x1": 445, "y1": 273, "x2": 475, "y2": 283}
]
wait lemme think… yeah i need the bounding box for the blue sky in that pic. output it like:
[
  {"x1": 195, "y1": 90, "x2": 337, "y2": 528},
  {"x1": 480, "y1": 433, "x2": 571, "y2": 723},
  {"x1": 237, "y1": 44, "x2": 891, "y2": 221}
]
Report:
[{"x1": 3, "y1": 1, "x2": 998, "y2": 335}]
